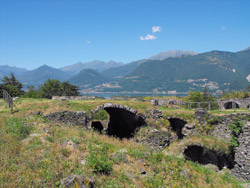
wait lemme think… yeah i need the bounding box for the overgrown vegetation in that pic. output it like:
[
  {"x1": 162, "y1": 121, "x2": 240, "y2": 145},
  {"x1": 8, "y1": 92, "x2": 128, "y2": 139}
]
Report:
[
  {"x1": 228, "y1": 118, "x2": 244, "y2": 148},
  {"x1": 23, "y1": 79, "x2": 79, "y2": 99},
  {"x1": 87, "y1": 143, "x2": 113, "y2": 174},
  {"x1": 0, "y1": 98, "x2": 246, "y2": 187},
  {"x1": 0, "y1": 73, "x2": 24, "y2": 97},
  {"x1": 185, "y1": 87, "x2": 219, "y2": 110}
]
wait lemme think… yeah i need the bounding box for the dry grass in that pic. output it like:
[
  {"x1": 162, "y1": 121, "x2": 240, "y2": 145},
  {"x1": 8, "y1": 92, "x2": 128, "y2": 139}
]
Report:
[{"x1": 0, "y1": 98, "x2": 243, "y2": 187}]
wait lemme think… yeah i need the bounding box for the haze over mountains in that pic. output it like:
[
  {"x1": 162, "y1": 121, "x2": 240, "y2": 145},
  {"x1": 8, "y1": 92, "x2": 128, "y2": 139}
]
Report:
[
  {"x1": 60, "y1": 60, "x2": 123, "y2": 75},
  {"x1": 1, "y1": 49, "x2": 250, "y2": 93}
]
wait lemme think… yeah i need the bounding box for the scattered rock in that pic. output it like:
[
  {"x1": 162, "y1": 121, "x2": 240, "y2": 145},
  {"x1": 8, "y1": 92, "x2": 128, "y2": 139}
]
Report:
[
  {"x1": 81, "y1": 159, "x2": 87, "y2": 165},
  {"x1": 21, "y1": 133, "x2": 41, "y2": 143},
  {"x1": 62, "y1": 140, "x2": 78, "y2": 149},
  {"x1": 205, "y1": 164, "x2": 219, "y2": 172},
  {"x1": 195, "y1": 108, "x2": 209, "y2": 123},
  {"x1": 61, "y1": 175, "x2": 94, "y2": 188},
  {"x1": 30, "y1": 111, "x2": 43, "y2": 116},
  {"x1": 43, "y1": 128, "x2": 50, "y2": 133},
  {"x1": 180, "y1": 169, "x2": 189, "y2": 179},
  {"x1": 139, "y1": 168, "x2": 146, "y2": 175},
  {"x1": 148, "y1": 109, "x2": 163, "y2": 119}
]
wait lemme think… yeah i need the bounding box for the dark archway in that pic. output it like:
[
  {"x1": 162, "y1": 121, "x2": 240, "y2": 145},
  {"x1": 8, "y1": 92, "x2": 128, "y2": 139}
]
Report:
[
  {"x1": 92, "y1": 104, "x2": 147, "y2": 139},
  {"x1": 224, "y1": 102, "x2": 240, "y2": 109},
  {"x1": 184, "y1": 145, "x2": 235, "y2": 170},
  {"x1": 91, "y1": 121, "x2": 103, "y2": 133},
  {"x1": 247, "y1": 104, "x2": 250, "y2": 109},
  {"x1": 168, "y1": 118, "x2": 187, "y2": 139},
  {"x1": 169, "y1": 101, "x2": 175, "y2": 105}
]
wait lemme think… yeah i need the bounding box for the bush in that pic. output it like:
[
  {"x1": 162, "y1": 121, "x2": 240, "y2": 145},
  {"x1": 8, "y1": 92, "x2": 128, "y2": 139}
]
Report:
[
  {"x1": 93, "y1": 109, "x2": 108, "y2": 121},
  {"x1": 87, "y1": 143, "x2": 113, "y2": 174},
  {"x1": 5, "y1": 117, "x2": 31, "y2": 139},
  {"x1": 228, "y1": 118, "x2": 244, "y2": 147}
]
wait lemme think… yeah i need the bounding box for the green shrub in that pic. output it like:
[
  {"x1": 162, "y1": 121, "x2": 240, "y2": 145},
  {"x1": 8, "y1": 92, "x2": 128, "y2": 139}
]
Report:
[
  {"x1": 87, "y1": 143, "x2": 113, "y2": 174},
  {"x1": 229, "y1": 118, "x2": 244, "y2": 147},
  {"x1": 5, "y1": 117, "x2": 31, "y2": 139},
  {"x1": 93, "y1": 109, "x2": 108, "y2": 121}
]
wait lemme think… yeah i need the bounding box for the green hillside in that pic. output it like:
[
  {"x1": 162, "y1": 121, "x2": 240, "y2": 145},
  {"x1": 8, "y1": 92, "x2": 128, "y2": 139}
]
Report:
[
  {"x1": 103, "y1": 50, "x2": 250, "y2": 92},
  {"x1": 18, "y1": 65, "x2": 72, "y2": 87},
  {"x1": 101, "y1": 60, "x2": 144, "y2": 80},
  {"x1": 68, "y1": 69, "x2": 110, "y2": 89}
]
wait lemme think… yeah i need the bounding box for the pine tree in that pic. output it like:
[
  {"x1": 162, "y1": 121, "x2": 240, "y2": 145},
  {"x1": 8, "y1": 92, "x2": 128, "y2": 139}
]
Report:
[{"x1": 0, "y1": 73, "x2": 24, "y2": 97}]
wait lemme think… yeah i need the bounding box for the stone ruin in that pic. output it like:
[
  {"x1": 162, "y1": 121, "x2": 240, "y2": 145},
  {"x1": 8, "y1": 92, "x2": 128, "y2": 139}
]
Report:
[
  {"x1": 219, "y1": 99, "x2": 250, "y2": 110},
  {"x1": 91, "y1": 103, "x2": 147, "y2": 138},
  {"x1": 42, "y1": 105, "x2": 250, "y2": 181}
]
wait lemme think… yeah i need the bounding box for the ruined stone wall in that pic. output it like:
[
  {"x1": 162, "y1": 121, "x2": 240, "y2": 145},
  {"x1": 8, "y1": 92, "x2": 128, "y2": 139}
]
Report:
[
  {"x1": 211, "y1": 114, "x2": 250, "y2": 142},
  {"x1": 52, "y1": 96, "x2": 97, "y2": 100},
  {"x1": 44, "y1": 111, "x2": 88, "y2": 126},
  {"x1": 232, "y1": 123, "x2": 250, "y2": 181},
  {"x1": 150, "y1": 99, "x2": 185, "y2": 106},
  {"x1": 219, "y1": 99, "x2": 250, "y2": 109}
]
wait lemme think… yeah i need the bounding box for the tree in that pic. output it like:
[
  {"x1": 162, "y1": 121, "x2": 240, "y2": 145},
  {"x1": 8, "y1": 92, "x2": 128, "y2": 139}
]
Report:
[
  {"x1": 60, "y1": 82, "x2": 79, "y2": 96},
  {"x1": 22, "y1": 85, "x2": 40, "y2": 98},
  {"x1": 39, "y1": 79, "x2": 79, "y2": 99},
  {"x1": 203, "y1": 85, "x2": 208, "y2": 100},
  {"x1": 40, "y1": 79, "x2": 62, "y2": 99},
  {"x1": 0, "y1": 73, "x2": 24, "y2": 97}
]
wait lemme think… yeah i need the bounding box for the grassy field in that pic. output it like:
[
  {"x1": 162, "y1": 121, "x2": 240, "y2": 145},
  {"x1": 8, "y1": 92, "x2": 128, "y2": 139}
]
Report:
[{"x1": 0, "y1": 98, "x2": 246, "y2": 187}]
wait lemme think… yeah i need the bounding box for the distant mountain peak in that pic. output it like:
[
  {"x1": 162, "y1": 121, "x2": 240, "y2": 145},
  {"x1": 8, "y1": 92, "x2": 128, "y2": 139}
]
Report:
[
  {"x1": 243, "y1": 47, "x2": 250, "y2": 51},
  {"x1": 149, "y1": 50, "x2": 198, "y2": 60},
  {"x1": 60, "y1": 60, "x2": 124, "y2": 73}
]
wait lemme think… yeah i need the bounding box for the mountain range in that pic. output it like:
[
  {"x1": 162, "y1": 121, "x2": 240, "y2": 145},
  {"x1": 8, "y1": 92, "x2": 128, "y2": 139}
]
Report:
[
  {"x1": 60, "y1": 60, "x2": 123, "y2": 74},
  {"x1": 1, "y1": 49, "x2": 250, "y2": 93}
]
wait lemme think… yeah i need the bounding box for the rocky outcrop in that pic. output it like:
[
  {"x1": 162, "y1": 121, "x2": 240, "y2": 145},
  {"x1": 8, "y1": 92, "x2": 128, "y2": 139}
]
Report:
[
  {"x1": 136, "y1": 129, "x2": 171, "y2": 149},
  {"x1": 195, "y1": 108, "x2": 210, "y2": 123},
  {"x1": 211, "y1": 113, "x2": 250, "y2": 142},
  {"x1": 232, "y1": 123, "x2": 250, "y2": 181},
  {"x1": 148, "y1": 109, "x2": 163, "y2": 119},
  {"x1": 61, "y1": 175, "x2": 94, "y2": 188},
  {"x1": 44, "y1": 111, "x2": 87, "y2": 126}
]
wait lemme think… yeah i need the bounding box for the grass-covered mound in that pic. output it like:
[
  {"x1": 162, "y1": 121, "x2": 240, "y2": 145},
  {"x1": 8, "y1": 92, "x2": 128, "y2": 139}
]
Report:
[{"x1": 0, "y1": 98, "x2": 245, "y2": 187}]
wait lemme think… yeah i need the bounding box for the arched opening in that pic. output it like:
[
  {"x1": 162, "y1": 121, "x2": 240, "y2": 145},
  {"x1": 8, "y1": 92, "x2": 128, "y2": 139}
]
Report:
[
  {"x1": 91, "y1": 104, "x2": 147, "y2": 139},
  {"x1": 91, "y1": 121, "x2": 103, "y2": 133},
  {"x1": 184, "y1": 145, "x2": 235, "y2": 170},
  {"x1": 247, "y1": 104, "x2": 250, "y2": 109},
  {"x1": 168, "y1": 118, "x2": 187, "y2": 139},
  {"x1": 224, "y1": 102, "x2": 240, "y2": 109},
  {"x1": 169, "y1": 101, "x2": 175, "y2": 105},
  {"x1": 105, "y1": 107, "x2": 146, "y2": 138}
]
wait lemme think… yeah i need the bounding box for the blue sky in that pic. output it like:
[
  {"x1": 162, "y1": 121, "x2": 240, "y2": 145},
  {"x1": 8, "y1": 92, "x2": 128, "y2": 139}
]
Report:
[{"x1": 0, "y1": 0, "x2": 250, "y2": 70}]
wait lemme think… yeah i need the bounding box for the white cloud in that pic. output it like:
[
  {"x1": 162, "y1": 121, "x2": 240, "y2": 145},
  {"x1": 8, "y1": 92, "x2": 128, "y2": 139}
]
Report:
[
  {"x1": 152, "y1": 26, "x2": 161, "y2": 33},
  {"x1": 140, "y1": 34, "x2": 157, "y2": 40},
  {"x1": 86, "y1": 40, "x2": 91, "y2": 44},
  {"x1": 221, "y1": 26, "x2": 227, "y2": 30}
]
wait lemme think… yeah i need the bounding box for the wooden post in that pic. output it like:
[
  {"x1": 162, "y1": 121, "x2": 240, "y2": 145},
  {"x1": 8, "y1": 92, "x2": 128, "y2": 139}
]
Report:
[
  {"x1": 208, "y1": 102, "x2": 211, "y2": 111},
  {"x1": 233, "y1": 101, "x2": 236, "y2": 112}
]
